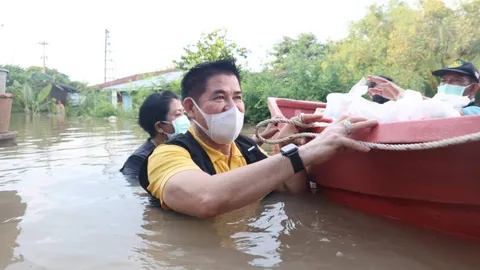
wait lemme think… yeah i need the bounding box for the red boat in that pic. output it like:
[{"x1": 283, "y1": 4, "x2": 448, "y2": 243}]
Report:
[{"x1": 266, "y1": 97, "x2": 480, "y2": 241}]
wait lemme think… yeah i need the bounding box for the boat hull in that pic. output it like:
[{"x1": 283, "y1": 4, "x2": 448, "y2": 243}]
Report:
[{"x1": 266, "y1": 97, "x2": 480, "y2": 241}]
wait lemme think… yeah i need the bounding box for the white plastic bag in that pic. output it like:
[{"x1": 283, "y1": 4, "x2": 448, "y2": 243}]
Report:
[
  {"x1": 324, "y1": 78, "x2": 369, "y2": 120},
  {"x1": 432, "y1": 92, "x2": 471, "y2": 110},
  {"x1": 324, "y1": 78, "x2": 391, "y2": 122},
  {"x1": 323, "y1": 78, "x2": 464, "y2": 123},
  {"x1": 385, "y1": 90, "x2": 424, "y2": 122}
]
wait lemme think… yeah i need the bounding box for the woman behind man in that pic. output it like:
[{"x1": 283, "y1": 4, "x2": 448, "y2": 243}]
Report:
[{"x1": 120, "y1": 90, "x2": 190, "y2": 178}]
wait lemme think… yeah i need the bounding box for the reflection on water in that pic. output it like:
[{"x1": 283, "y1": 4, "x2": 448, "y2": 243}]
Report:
[
  {"x1": 0, "y1": 190, "x2": 27, "y2": 269},
  {"x1": 1, "y1": 113, "x2": 480, "y2": 270}
]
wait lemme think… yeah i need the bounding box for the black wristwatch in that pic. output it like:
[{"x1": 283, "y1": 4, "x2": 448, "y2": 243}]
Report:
[{"x1": 280, "y1": 143, "x2": 305, "y2": 174}]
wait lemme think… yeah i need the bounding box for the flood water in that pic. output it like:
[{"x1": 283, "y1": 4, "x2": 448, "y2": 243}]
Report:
[{"x1": 1, "y1": 113, "x2": 480, "y2": 270}]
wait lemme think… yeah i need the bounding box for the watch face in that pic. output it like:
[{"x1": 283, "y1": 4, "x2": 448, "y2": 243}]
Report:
[{"x1": 281, "y1": 143, "x2": 297, "y2": 153}]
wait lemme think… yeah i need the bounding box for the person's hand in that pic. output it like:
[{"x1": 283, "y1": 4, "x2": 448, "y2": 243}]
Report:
[
  {"x1": 367, "y1": 75, "x2": 405, "y2": 100},
  {"x1": 253, "y1": 123, "x2": 280, "y2": 146},
  {"x1": 299, "y1": 115, "x2": 378, "y2": 166},
  {"x1": 276, "y1": 113, "x2": 333, "y2": 147}
]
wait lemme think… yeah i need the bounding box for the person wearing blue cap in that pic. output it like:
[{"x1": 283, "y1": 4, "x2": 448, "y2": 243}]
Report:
[{"x1": 367, "y1": 58, "x2": 480, "y2": 116}]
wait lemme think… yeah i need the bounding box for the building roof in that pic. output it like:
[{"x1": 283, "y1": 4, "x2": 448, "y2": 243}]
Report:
[
  {"x1": 53, "y1": 83, "x2": 77, "y2": 93},
  {"x1": 97, "y1": 69, "x2": 184, "y2": 92}
]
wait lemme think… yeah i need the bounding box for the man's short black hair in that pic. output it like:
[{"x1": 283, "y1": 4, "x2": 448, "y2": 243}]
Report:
[
  {"x1": 138, "y1": 90, "x2": 179, "y2": 138},
  {"x1": 181, "y1": 59, "x2": 241, "y2": 101}
]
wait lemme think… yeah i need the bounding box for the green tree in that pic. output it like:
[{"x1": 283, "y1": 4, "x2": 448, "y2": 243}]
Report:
[
  {"x1": 11, "y1": 72, "x2": 54, "y2": 114},
  {"x1": 0, "y1": 65, "x2": 28, "y2": 87},
  {"x1": 269, "y1": 33, "x2": 330, "y2": 71},
  {"x1": 174, "y1": 28, "x2": 250, "y2": 70},
  {"x1": 2, "y1": 64, "x2": 88, "y2": 112}
]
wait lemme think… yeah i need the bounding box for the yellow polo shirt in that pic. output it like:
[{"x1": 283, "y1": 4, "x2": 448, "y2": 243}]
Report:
[{"x1": 147, "y1": 126, "x2": 268, "y2": 209}]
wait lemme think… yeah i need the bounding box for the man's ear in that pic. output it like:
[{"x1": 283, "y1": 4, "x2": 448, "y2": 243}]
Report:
[
  {"x1": 466, "y1": 83, "x2": 479, "y2": 99},
  {"x1": 183, "y1": 98, "x2": 196, "y2": 119}
]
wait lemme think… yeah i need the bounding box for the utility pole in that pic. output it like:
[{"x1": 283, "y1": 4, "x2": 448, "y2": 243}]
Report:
[
  {"x1": 38, "y1": 40, "x2": 48, "y2": 73},
  {"x1": 0, "y1": 24, "x2": 4, "y2": 63},
  {"x1": 104, "y1": 29, "x2": 113, "y2": 82}
]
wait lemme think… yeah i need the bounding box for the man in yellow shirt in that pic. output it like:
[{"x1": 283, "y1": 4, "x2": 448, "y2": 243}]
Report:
[{"x1": 139, "y1": 59, "x2": 378, "y2": 218}]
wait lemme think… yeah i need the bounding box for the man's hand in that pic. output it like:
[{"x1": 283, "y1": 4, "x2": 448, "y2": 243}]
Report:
[
  {"x1": 276, "y1": 113, "x2": 333, "y2": 147},
  {"x1": 299, "y1": 114, "x2": 379, "y2": 166},
  {"x1": 252, "y1": 123, "x2": 280, "y2": 146},
  {"x1": 367, "y1": 75, "x2": 405, "y2": 100},
  {"x1": 278, "y1": 113, "x2": 377, "y2": 194}
]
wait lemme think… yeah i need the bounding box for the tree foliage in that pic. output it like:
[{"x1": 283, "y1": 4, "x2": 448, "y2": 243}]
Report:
[
  {"x1": 269, "y1": 33, "x2": 330, "y2": 71},
  {"x1": 11, "y1": 72, "x2": 54, "y2": 114},
  {"x1": 2, "y1": 64, "x2": 88, "y2": 113},
  {"x1": 174, "y1": 28, "x2": 250, "y2": 70}
]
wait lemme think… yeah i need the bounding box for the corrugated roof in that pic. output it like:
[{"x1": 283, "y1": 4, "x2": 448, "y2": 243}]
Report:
[
  {"x1": 54, "y1": 83, "x2": 77, "y2": 93},
  {"x1": 101, "y1": 71, "x2": 184, "y2": 92},
  {"x1": 95, "y1": 68, "x2": 178, "y2": 88}
]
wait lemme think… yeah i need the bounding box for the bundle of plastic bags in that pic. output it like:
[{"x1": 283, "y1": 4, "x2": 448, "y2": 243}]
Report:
[{"x1": 323, "y1": 78, "x2": 471, "y2": 123}]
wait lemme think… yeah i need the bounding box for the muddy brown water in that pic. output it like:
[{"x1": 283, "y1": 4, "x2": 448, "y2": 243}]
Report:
[{"x1": 1, "y1": 113, "x2": 480, "y2": 270}]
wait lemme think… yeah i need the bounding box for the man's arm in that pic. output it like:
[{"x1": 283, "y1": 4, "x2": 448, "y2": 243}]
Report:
[
  {"x1": 367, "y1": 75, "x2": 432, "y2": 101},
  {"x1": 275, "y1": 167, "x2": 310, "y2": 194},
  {"x1": 161, "y1": 147, "x2": 311, "y2": 218},
  {"x1": 367, "y1": 75, "x2": 405, "y2": 100},
  {"x1": 268, "y1": 114, "x2": 323, "y2": 194},
  {"x1": 251, "y1": 137, "x2": 309, "y2": 194},
  {"x1": 148, "y1": 142, "x2": 310, "y2": 218}
]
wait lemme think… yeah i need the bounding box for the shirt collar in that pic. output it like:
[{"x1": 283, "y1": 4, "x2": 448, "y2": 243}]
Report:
[{"x1": 188, "y1": 126, "x2": 242, "y2": 162}]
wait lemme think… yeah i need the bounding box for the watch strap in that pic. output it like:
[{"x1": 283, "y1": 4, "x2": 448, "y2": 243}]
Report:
[{"x1": 281, "y1": 144, "x2": 305, "y2": 174}]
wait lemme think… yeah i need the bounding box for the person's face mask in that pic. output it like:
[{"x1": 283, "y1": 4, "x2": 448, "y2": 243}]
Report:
[
  {"x1": 161, "y1": 115, "x2": 191, "y2": 139},
  {"x1": 437, "y1": 83, "x2": 473, "y2": 96},
  {"x1": 190, "y1": 99, "x2": 244, "y2": 144}
]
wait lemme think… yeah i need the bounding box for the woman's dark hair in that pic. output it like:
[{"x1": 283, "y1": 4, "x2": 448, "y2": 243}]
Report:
[{"x1": 138, "y1": 90, "x2": 180, "y2": 138}]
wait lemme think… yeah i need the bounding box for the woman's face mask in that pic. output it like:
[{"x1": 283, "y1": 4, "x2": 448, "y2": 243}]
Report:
[{"x1": 161, "y1": 115, "x2": 191, "y2": 139}]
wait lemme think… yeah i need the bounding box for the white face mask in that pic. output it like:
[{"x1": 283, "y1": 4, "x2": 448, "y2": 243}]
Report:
[{"x1": 191, "y1": 100, "x2": 244, "y2": 144}]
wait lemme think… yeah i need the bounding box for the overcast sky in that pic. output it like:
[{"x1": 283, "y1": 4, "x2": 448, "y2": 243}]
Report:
[{"x1": 1, "y1": 0, "x2": 453, "y2": 85}]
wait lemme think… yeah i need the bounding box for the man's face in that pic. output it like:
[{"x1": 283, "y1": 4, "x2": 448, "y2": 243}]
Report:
[
  {"x1": 439, "y1": 72, "x2": 471, "y2": 87},
  {"x1": 186, "y1": 73, "x2": 245, "y2": 129},
  {"x1": 439, "y1": 72, "x2": 479, "y2": 99}
]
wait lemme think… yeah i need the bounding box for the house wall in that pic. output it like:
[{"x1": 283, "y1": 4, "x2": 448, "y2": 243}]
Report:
[
  {"x1": 49, "y1": 86, "x2": 68, "y2": 105},
  {"x1": 67, "y1": 93, "x2": 81, "y2": 106},
  {"x1": 111, "y1": 91, "x2": 118, "y2": 108},
  {"x1": 122, "y1": 93, "x2": 133, "y2": 111}
]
